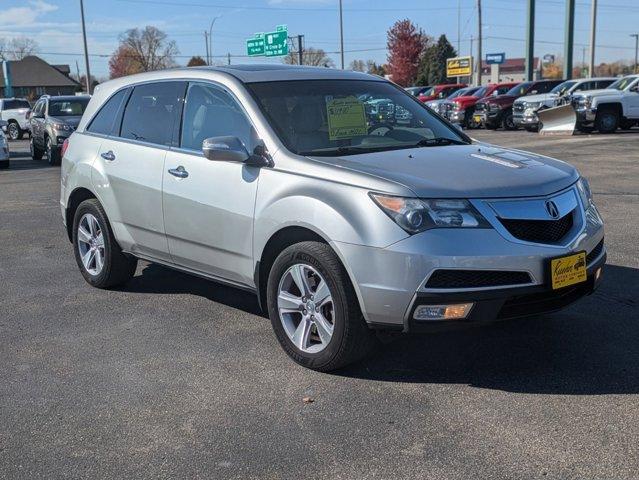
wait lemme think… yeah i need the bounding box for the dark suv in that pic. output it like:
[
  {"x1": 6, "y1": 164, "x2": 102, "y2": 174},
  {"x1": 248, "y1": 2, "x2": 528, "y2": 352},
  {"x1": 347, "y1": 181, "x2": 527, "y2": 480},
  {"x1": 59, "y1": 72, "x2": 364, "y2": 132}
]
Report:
[
  {"x1": 29, "y1": 95, "x2": 90, "y2": 165},
  {"x1": 475, "y1": 79, "x2": 564, "y2": 130}
]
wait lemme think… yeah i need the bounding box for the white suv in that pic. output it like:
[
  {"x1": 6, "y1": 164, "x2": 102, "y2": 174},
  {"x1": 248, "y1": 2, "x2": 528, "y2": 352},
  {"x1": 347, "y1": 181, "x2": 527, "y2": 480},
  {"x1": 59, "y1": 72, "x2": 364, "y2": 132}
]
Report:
[
  {"x1": 0, "y1": 98, "x2": 31, "y2": 140},
  {"x1": 60, "y1": 66, "x2": 605, "y2": 370}
]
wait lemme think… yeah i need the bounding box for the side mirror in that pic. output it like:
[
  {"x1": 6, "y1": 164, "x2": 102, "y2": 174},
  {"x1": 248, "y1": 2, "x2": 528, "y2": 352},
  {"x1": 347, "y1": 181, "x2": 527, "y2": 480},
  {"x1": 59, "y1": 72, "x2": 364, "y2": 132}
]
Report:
[{"x1": 202, "y1": 136, "x2": 272, "y2": 167}]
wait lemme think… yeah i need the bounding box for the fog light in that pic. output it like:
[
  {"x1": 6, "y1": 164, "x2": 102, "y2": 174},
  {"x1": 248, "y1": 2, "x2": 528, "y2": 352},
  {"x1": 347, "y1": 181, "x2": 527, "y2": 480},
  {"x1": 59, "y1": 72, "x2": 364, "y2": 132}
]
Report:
[{"x1": 413, "y1": 303, "x2": 473, "y2": 321}]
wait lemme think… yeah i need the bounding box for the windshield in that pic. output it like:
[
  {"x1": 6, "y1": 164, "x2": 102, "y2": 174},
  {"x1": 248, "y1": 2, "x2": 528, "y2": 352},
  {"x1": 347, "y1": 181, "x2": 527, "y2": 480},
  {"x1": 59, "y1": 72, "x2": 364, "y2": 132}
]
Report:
[
  {"x1": 247, "y1": 80, "x2": 468, "y2": 157},
  {"x1": 550, "y1": 80, "x2": 577, "y2": 95},
  {"x1": 48, "y1": 98, "x2": 89, "y2": 116},
  {"x1": 505, "y1": 82, "x2": 532, "y2": 97},
  {"x1": 406, "y1": 87, "x2": 421, "y2": 96},
  {"x1": 448, "y1": 87, "x2": 478, "y2": 99},
  {"x1": 418, "y1": 87, "x2": 434, "y2": 97},
  {"x1": 607, "y1": 77, "x2": 636, "y2": 91},
  {"x1": 472, "y1": 86, "x2": 488, "y2": 98}
]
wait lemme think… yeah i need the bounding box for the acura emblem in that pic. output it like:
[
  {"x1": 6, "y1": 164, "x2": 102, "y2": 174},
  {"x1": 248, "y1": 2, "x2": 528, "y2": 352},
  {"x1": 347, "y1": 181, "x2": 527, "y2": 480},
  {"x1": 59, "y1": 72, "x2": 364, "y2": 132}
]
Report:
[{"x1": 545, "y1": 200, "x2": 560, "y2": 219}]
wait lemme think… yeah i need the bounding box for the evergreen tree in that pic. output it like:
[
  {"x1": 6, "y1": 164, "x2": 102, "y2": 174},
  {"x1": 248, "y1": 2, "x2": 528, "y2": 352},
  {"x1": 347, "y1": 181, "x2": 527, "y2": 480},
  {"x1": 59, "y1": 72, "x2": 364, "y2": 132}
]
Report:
[{"x1": 416, "y1": 34, "x2": 457, "y2": 85}]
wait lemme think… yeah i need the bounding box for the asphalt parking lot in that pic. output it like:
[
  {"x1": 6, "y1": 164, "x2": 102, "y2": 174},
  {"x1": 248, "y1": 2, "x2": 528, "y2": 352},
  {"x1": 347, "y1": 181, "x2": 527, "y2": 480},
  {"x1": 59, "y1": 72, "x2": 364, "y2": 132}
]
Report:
[{"x1": 1, "y1": 131, "x2": 638, "y2": 479}]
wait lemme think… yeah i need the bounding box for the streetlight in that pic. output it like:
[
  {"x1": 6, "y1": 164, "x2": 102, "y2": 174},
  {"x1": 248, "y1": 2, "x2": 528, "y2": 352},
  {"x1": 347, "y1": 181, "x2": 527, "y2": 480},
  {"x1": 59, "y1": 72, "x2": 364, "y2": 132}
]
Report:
[
  {"x1": 631, "y1": 34, "x2": 639, "y2": 74},
  {"x1": 208, "y1": 15, "x2": 222, "y2": 66}
]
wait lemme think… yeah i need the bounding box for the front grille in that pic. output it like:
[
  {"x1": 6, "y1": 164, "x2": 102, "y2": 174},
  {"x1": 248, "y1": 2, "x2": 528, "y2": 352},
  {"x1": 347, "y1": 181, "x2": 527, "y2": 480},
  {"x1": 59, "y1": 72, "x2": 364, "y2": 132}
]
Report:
[
  {"x1": 586, "y1": 239, "x2": 604, "y2": 264},
  {"x1": 497, "y1": 279, "x2": 592, "y2": 319},
  {"x1": 499, "y1": 212, "x2": 574, "y2": 244},
  {"x1": 513, "y1": 103, "x2": 524, "y2": 113},
  {"x1": 426, "y1": 270, "x2": 532, "y2": 289},
  {"x1": 475, "y1": 103, "x2": 487, "y2": 113}
]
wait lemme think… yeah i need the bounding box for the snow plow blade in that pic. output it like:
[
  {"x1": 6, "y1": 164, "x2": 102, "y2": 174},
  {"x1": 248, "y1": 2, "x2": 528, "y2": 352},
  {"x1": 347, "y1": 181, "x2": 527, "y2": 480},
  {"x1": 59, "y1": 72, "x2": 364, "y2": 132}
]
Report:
[{"x1": 538, "y1": 104, "x2": 577, "y2": 135}]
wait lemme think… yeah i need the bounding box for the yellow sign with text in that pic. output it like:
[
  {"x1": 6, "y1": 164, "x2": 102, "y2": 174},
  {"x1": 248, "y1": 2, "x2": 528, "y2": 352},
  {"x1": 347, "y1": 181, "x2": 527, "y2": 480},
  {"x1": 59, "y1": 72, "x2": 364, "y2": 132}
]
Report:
[
  {"x1": 446, "y1": 56, "x2": 473, "y2": 77},
  {"x1": 326, "y1": 96, "x2": 367, "y2": 140},
  {"x1": 550, "y1": 252, "x2": 587, "y2": 290}
]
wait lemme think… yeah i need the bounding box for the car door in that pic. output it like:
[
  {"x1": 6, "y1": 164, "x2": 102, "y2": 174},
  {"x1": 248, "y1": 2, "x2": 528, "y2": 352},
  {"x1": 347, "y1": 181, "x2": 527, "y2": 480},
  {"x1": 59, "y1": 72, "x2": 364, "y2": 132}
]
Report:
[
  {"x1": 162, "y1": 81, "x2": 261, "y2": 286},
  {"x1": 92, "y1": 81, "x2": 186, "y2": 262},
  {"x1": 625, "y1": 79, "x2": 639, "y2": 117},
  {"x1": 31, "y1": 100, "x2": 46, "y2": 147}
]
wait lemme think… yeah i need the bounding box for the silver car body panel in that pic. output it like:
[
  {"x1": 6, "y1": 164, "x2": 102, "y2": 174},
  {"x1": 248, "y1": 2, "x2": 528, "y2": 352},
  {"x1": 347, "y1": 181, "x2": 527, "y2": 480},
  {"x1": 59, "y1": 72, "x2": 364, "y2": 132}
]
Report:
[{"x1": 62, "y1": 65, "x2": 605, "y2": 328}]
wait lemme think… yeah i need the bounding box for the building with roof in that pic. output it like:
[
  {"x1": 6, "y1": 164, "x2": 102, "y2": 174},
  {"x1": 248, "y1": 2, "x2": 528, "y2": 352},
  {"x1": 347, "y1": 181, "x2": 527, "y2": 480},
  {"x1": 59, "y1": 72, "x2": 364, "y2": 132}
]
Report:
[
  {"x1": 1, "y1": 56, "x2": 81, "y2": 100},
  {"x1": 480, "y1": 57, "x2": 542, "y2": 84}
]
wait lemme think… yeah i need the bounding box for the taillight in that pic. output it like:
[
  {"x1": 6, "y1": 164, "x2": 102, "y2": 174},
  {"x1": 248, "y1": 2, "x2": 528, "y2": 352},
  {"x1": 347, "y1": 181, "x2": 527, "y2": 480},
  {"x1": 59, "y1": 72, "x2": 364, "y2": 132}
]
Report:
[{"x1": 61, "y1": 138, "x2": 69, "y2": 157}]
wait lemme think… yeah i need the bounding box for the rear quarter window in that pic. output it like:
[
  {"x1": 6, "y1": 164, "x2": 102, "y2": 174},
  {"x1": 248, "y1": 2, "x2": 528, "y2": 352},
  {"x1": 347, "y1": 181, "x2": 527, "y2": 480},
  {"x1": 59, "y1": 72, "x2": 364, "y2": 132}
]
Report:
[{"x1": 87, "y1": 89, "x2": 129, "y2": 136}]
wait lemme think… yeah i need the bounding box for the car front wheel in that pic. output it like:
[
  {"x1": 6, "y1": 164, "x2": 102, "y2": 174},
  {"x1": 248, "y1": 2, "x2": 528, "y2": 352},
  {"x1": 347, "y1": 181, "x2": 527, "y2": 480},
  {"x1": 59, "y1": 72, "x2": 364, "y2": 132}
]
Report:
[
  {"x1": 45, "y1": 137, "x2": 60, "y2": 166},
  {"x1": 595, "y1": 110, "x2": 618, "y2": 134},
  {"x1": 30, "y1": 137, "x2": 43, "y2": 160},
  {"x1": 73, "y1": 199, "x2": 137, "y2": 289},
  {"x1": 267, "y1": 241, "x2": 378, "y2": 371}
]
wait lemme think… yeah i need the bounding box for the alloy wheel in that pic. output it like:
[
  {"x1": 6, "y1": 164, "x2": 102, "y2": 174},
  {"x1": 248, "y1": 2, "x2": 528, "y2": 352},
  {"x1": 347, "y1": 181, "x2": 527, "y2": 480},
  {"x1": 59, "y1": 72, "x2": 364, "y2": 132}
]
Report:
[
  {"x1": 277, "y1": 263, "x2": 335, "y2": 353},
  {"x1": 77, "y1": 213, "x2": 105, "y2": 276},
  {"x1": 8, "y1": 123, "x2": 19, "y2": 140}
]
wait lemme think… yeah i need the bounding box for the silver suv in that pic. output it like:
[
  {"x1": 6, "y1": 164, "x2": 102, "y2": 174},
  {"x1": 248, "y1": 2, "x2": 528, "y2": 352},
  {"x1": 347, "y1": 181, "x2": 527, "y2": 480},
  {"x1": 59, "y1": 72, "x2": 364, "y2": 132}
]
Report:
[{"x1": 61, "y1": 65, "x2": 606, "y2": 371}]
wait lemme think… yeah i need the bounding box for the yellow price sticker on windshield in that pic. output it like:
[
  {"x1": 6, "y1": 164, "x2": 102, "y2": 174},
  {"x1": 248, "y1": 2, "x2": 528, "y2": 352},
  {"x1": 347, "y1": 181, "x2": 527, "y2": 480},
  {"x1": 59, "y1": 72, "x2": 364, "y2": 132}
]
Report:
[{"x1": 326, "y1": 96, "x2": 367, "y2": 140}]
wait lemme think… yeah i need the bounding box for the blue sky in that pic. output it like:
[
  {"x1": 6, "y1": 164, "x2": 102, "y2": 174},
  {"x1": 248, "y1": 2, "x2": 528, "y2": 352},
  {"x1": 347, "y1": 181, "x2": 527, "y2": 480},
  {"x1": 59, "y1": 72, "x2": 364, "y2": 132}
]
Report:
[{"x1": 1, "y1": 0, "x2": 639, "y2": 79}]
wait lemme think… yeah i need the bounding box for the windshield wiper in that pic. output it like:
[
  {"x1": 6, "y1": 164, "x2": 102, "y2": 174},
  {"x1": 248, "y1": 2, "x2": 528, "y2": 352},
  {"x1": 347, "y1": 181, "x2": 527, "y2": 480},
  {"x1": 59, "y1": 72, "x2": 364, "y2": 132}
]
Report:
[
  {"x1": 413, "y1": 137, "x2": 468, "y2": 147},
  {"x1": 299, "y1": 144, "x2": 399, "y2": 156}
]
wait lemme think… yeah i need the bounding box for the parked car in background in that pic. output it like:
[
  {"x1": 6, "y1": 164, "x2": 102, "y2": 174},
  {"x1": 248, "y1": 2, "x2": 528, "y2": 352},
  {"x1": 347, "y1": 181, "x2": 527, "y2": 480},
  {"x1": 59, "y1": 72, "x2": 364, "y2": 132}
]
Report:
[
  {"x1": 0, "y1": 121, "x2": 9, "y2": 169},
  {"x1": 513, "y1": 77, "x2": 617, "y2": 131},
  {"x1": 61, "y1": 65, "x2": 605, "y2": 371},
  {"x1": 424, "y1": 86, "x2": 480, "y2": 114},
  {"x1": 439, "y1": 82, "x2": 519, "y2": 128},
  {"x1": 572, "y1": 74, "x2": 639, "y2": 133},
  {"x1": 29, "y1": 95, "x2": 90, "y2": 165},
  {"x1": 474, "y1": 79, "x2": 564, "y2": 130},
  {"x1": 405, "y1": 86, "x2": 431, "y2": 97},
  {"x1": 0, "y1": 98, "x2": 31, "y2": 140},
  {"x1": 417, "y1": 83, "x2": 467, "y2": 103}
]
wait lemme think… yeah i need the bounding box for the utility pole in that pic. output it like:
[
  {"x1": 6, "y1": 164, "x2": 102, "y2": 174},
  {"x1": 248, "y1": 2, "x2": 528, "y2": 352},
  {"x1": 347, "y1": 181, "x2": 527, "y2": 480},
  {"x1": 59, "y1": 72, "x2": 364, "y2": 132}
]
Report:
[
  {"x1": 563, "y1": 0, "x2": 576, "y2": 79},
  {"x1": 457, "y1": 0, "x2": 461, "y2": 54},
  {"x1": 476, "y1": 0, "x2": 482, "y2": 86},
  {"x1": 204, "y1": 31, "x2": 210, "y2": 65},
  {"x1": 208, "y1": 16, "x2": 221, "y2": 67},
  {"x1": 631, "y1": 34, "x2": 639, "y2": 74},
  {"x1": 338, "y1": 0, "x2": 345, "y2": 69},
  {"x1": 297, "y1": 35, "x2": 304, "y2": 65},
  {"x1": 79, "y1": 0, "x2": 91, "y2": 94},
  {"x1": 525, "y1": 0, "x2": 535, "y2": 81},
  {"x1": 589, "y1": 0, "x2": 597, "y2": 77}
]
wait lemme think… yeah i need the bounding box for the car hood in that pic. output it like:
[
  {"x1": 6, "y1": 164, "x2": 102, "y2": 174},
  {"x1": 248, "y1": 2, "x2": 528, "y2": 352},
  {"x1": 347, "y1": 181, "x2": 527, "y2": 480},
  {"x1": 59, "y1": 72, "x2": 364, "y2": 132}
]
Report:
[
  {"x1": 481, "y1": 94, "x2": 518, "y2": 106},
  {"x1": 309, "y1": 144, "x2": 578, "y2": 198},
  {"x1": 573, "y1": 88, "x2": 619, "y2": 99},
  {"x1": 515, "y1": 93, "x2": 556, "y2": 104},
  {"x1": 452, "y1": 95, "x2": 480, "y2": 106},
  {"x1": 49, "y1": 116, "x2": 82, "y2": 127}
]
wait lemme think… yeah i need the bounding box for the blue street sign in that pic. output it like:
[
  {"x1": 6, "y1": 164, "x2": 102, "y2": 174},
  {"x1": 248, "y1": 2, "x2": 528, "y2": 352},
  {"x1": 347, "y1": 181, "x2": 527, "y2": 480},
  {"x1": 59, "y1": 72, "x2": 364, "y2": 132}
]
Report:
[{"x1": 486, "y1": 53, "x2": 505, "y2": 65}]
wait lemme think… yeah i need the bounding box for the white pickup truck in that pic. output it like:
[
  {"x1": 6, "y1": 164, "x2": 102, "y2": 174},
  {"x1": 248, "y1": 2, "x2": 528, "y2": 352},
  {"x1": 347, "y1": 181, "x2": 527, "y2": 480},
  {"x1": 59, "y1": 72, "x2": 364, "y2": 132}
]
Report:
[
  {"x1": 571, "y1": 74, "x2": 639, "y2": 133},
  {"x1": 0, "y1": 98, "x2": 31, "y2": 140}
]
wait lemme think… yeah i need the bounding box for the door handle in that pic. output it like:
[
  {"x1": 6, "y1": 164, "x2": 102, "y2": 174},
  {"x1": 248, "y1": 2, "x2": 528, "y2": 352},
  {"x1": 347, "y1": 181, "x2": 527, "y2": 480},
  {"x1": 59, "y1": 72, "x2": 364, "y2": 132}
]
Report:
[
  {"x1": 100, "y1": 151, "x2": 115, "y2": 161},
  {"x1": 168, "y1": 165, "x2": 189, "y2": 178}
]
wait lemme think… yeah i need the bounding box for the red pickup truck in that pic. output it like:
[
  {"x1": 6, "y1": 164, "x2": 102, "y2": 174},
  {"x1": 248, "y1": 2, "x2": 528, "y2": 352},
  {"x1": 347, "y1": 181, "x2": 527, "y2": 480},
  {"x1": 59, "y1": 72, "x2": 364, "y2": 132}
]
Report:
[
  {"x1": 439, "y1": 82, "x2": 519, "y2": 128},
  {"x1": 417, "y1": 83, "x2": 467, "y2": 103}
]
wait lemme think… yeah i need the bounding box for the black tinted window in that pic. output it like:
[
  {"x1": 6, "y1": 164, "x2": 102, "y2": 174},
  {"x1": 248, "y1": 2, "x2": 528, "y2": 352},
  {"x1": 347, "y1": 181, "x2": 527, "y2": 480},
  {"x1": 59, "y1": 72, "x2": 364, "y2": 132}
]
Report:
[
  {"x1": 3, "y1": 100, "x2": 30, "y2": 110},
  {"x1": 121, "y1": 82, "x2": 185, "y2": 146},
  {"x1": 181, "y1": 82, "x2": 255, "y2": 151},
  {"x1": 49, "y1": 99, "x2": 89, "y2": 116},
  {"x1": 87, "y1": 89, "x2": 128, "y2": 136}
]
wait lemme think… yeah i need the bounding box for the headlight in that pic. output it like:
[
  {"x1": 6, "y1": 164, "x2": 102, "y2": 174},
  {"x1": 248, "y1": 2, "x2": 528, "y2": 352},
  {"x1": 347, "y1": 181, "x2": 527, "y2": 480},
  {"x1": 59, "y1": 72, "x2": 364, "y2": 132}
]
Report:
[
  {"x1": 524, "y1": 101, "x2": 541, "y2": 110},
  {"x1": 578, "y1": 96, "x2": 592, "y2": 108},
  {"x1": 370, "y1": 194, "x2": 491, "y2": 234},
  {"x1": 576, "y1": 177, "x2": 593, "y2": 208},
  {"x1": 52, "y1": 122, "x2": 71, "y2": 131}
]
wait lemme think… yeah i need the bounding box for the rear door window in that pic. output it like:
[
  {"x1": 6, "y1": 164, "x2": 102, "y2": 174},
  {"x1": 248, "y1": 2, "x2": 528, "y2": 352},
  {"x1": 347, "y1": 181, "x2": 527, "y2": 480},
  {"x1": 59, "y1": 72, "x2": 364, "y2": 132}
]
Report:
[
  {"x1": 4, "y1": 99, "x2": 30, "y2": 110},
  {"x1": 120, "y1": 81, "x2": 186, "y2": 146},
  {"x1": 87, "y1": 89, "x2": 129, "y2": 136}
]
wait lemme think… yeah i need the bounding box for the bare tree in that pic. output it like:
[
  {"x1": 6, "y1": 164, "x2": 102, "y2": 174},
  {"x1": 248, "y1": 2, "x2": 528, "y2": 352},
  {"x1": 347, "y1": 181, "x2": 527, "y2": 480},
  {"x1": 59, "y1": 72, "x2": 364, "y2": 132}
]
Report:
[
  {"x1": 0, "y1": 37, "x2": 39, "y2": 60},
  {"x1": 119, "y1": 26, "x2": 179, "y2": 72},
  {"x1": 349, "y1": 59, "x2": 366, "y2": 72},
  {"x1": 284, "y1": 47, "x2": 334, "y2": 67}
]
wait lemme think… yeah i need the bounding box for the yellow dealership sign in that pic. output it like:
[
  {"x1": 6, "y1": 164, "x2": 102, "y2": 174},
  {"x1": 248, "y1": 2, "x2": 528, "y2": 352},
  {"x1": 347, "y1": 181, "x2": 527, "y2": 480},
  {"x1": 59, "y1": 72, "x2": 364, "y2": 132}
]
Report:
[{"x1": 446, "y1": 56, "x2": 473, "y2": 77}]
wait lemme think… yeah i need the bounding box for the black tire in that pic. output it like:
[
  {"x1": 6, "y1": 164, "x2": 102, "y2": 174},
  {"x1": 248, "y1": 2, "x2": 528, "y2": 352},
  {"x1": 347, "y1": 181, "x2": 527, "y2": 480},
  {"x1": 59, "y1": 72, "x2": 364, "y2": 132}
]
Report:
[
  {"x1": 7, "y1": 122, "x2": 23, "y2": 140},
  {"x1": 595, "y1": 110, "x2": 618, "y2": 134},
  {"x1": 266, "y1": 241, "x2": 378, "y2": 371},
  {"x1": 502, "y1": 109, "x2": 517, "y2": 130},
  {"x1": 30, "y1": 136, "x2": 43, "y2": 160},
  {"x1": 45, "y1": 136, "x2": 60, "y2": 166},
  {"x1": 72, "y1": 198, "x2": 137, "y2": 289}
]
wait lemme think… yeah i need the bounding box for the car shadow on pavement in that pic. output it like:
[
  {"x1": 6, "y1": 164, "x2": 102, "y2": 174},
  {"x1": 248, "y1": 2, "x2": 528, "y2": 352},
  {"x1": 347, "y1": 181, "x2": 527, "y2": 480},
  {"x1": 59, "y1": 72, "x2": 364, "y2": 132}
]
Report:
[
  {"x1": 337, "y1": 264, "x2": 639, "y2": 395},
  {"x1": 122, "y1": 262, "x2": 264, "y2": 317}
]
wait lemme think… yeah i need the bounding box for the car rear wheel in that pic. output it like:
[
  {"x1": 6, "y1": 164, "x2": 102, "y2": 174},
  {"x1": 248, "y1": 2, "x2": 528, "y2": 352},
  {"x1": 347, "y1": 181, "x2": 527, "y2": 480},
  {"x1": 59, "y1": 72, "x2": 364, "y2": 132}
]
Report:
[
  {"x1": 595, "y1": 110, "x2": 618, "y2": 134},
  {"x1": 73, "y1": 199, "x2": 137, "y2": 289},
  {"x1": 7, "y1": 122, "x2": 23, "y2": 140},
  {"x1": 267, "y1": 241, "x2": 378, "y2": 371},
  {"x1": 30, "y1": 137, "x2": 43, "y2": 160}
]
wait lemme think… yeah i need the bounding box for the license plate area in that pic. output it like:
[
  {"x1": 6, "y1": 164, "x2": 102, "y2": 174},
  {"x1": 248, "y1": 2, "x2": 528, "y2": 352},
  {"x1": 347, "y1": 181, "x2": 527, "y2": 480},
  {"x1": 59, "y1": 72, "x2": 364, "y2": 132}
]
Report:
[{"x1": 549, "y1": 251, "x2": 587, "y2": 290}]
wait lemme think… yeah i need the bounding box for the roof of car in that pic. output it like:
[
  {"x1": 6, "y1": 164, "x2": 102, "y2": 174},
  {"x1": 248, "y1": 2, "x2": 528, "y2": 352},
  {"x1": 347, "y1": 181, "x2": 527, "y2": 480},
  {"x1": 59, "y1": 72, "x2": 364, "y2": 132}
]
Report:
[
  {"x1": 40, "y1": 95, "x2": 90, "y2": 101},
  {"x1": 188, "y1": 64, "x2": 384, "y2": 83}
]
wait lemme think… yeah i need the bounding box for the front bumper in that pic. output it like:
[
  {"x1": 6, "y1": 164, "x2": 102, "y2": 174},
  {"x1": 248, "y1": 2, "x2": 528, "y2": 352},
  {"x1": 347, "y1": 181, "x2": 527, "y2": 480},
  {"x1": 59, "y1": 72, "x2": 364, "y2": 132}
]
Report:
[
  {"x1": 576, "y1": 107, "x2": 597, "y2": 124},
  {"x1": 334, "y1": 189, "x2": 605, "y2": 332},
  {"x1": 477, "y1": 109, "x2": 503, "y2": 127},
  {"x1": 447, "y1": 110, "x2": 466, "y2": 123},
  {"x1": 513, "y1": 111, "x2": 539, "y2": 127}
]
